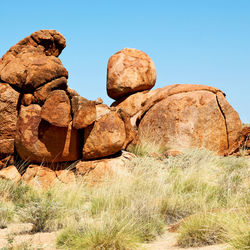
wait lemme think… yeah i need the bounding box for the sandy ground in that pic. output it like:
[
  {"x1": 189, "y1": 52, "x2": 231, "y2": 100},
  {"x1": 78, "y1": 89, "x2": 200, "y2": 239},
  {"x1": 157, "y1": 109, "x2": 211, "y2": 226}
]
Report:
[
  {"x1": 0, "y1": 223, "x2": 58, "y2": 249},
  {"x1": 142, "y1": 230, "x2": 228, "y2": 250},
  {"x1": 0, "y1": 223, "x2": 228, "y2": 250}
]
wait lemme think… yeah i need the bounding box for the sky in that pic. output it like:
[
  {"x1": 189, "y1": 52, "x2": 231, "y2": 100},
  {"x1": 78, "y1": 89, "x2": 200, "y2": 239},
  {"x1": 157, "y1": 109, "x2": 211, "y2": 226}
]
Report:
[{"x1": 0, "y1": 0, "x2": 249, "y2": 122}]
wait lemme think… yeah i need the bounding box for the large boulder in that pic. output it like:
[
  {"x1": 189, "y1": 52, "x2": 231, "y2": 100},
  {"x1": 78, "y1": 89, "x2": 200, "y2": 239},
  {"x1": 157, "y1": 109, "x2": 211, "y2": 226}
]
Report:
[
  {"x1": 114, "y1": 84, "x2": 242, "y2": 155},
  {"x1": 15, "y1": 104, "x2": 80, "y2": 163},
  {"x1": 107, "y1": 48, "x2": 156, "y2": 100},
  {"x1": 83, "y1": 112, "x2": 126, "y2": 159},
  {"x1": 0, "y1": 83, "x2": 20, "y2": 158},
  {"x1": 0, "y1": 30, "x2": 68, "y2": 91}
]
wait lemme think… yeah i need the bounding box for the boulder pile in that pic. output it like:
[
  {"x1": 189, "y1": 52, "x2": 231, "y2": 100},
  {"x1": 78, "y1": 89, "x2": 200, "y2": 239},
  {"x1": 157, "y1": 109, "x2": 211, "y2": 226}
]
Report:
[{"x1": 0, "y1": 30, "x2": 248, "y2": 187}]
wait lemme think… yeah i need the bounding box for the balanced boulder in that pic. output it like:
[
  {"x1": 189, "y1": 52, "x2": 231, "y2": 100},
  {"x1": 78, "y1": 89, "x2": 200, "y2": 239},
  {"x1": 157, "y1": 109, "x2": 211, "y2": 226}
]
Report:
[{"x1": 107, "y1": 48, "x2": 156, "y2": 100}]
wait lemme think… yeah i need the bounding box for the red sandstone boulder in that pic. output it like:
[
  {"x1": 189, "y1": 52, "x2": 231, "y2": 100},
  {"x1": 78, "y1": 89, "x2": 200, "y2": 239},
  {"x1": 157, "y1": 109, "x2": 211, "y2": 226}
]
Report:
[
  {"x1": 0, "y1": 30, "x2": 68, "y2": 91},
  {"x1": 0, "y1": 83, "x2": 20, "y2": 157},
  {"x1": 72, "y1": 96, "x2": 96, "y2": 129},
  {"x1": 41, "y1": 90, "x2": 72, "y2": 127},
  {"x1": 0, "y1": 166, "x2": 21, "y2": 182},
  {"x1": 83, "y1": 112, "x2": 126, "y2": 159},
  {"x1": 107, "y1": 48, "x2": 156, "y2": 100},
  {"x1": 126, "y1": 84, "x2": 242, "y2": 155},
  {"x1": 15, "y1": 104, "x2": 80, "y2": 163}
]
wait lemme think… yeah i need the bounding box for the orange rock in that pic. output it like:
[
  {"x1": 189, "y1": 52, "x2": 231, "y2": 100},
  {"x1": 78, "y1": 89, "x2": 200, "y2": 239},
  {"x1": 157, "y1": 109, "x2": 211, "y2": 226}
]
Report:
[
  {"x1": 107, "y1": 48, "x2": 156, "y2": 100},
  {"x1": 216, "y1": 92, "x2": 242, "y2": 151},
  {"x1": 0, "y1": 82, "x2": 20, "y2": 157},
  {"x1": 83, "y1": 112, "x2": 126, "y2": 159},
  {"x1": 22, "y1": 165, "x2": 57, "y2": 189},
  {"x1": 138, "y1": 90, "x2": 229, "y2": 155},
  {"x1": 0, "y1": 166, "x2": 21, "y2": 182},
  {"x1": 15, "y1": 105, "x2": 80, "y2": 163},
  {"x1": 21, "y1": 93, "x2": 35, "y2": 106},
  {"x1": 0, "y1": 30, "x2": 68, "y2": 91},
  {"x1": 72, "y1": 96, "x2": 96, "y2": 129},
  {"x1": 41, "y1": 90, "x2": 72, "y2": 127},
  {"x1": 117, "y1": 109, "x2": 136, "y2": 149},
  {"x1": 96, "y1": 104, "x2": 111, "y2": 120},
  {"x1": 34, "y1": 77, "x2": 68, "y2": 104},
  {"x1": 55, "y1": 170, "x2": 76, "y2": 184},
  {"x1": 76, "y1": 151, "x2": 135, "y2": 184}
]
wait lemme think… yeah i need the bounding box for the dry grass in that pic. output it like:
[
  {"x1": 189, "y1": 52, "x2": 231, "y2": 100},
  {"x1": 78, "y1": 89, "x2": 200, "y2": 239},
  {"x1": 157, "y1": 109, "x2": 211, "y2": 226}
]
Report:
[{"x1": 0, "y1": 147, "x2": 249, "y2": 249}]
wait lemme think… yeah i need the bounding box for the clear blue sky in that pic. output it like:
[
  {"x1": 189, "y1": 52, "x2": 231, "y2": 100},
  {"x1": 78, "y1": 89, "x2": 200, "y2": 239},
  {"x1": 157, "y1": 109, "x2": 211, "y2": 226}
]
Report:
[{"x1": 1, "y1": 0, "x2": 249, "y2": 122}]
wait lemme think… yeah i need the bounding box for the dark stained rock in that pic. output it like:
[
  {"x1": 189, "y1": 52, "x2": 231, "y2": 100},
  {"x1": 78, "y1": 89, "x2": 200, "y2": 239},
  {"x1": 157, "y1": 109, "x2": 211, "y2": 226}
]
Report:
[{"x1": 15, "y1": 104, "x2": 80, "y2": 163}]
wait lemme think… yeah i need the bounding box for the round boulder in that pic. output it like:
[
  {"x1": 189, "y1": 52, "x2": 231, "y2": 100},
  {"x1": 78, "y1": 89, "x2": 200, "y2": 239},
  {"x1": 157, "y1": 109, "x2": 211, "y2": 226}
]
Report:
[{"x1": 107, "y1": 48, "x2": 156, "y2": 100}]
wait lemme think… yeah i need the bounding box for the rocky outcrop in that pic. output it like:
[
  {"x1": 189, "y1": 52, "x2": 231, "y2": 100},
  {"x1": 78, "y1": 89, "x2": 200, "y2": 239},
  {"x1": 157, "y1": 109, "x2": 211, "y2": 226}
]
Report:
[
  {"x1": 107, "y1": 48, "x2": 156, "y2": 100},
  {"x1": 0, "y1": 29, "x2": 247, "y2": 188}
]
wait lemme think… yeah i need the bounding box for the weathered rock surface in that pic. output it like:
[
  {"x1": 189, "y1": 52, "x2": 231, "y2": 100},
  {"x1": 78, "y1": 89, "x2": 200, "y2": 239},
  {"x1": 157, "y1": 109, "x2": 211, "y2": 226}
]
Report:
[
  {"x1": 0, "y1": 30, "x2": 68, "y2": 91},
  {"x1": 22, "y1": 165, "x2": 57, "y2": 189},
  {"x1": 72, "y1": 96, "x2": 96, "y2": 129},
  {"x1": 0, "y1": 83, "x2": 20, "y2": 157},
  {"x1": 83, "y1": 112, "x2": 126, "y2": 159},
  {"x1": 0, "y1": 166, "x2": 21, "y2": 182},
  {"x1": 41, "y1": 90, "x2": 72, "y2": 127},
  {"x1": 76, "y1": 151, "x2": 135, "y2": 183},
  {"x1": 15, "y1": 105, "x2": 80, "y2": 163},
  {"x1": 216, "y1": 92, "x2": 242, "y2": 151},
  {"x1": 96, "y1": 104, "x2": 111, "y2": 120},
  {"x1": 34, "y1": 77, "x2": 67, "y2": 104},
  {"x1": 107, "y1": 48, "x2": 156, "y2": 100},
  {"x1": 138, "y1": 90, "x2": 229, "y2": 155},
  {"x1": 55, "y1": 170, "x2": 76, "y2": 184}
]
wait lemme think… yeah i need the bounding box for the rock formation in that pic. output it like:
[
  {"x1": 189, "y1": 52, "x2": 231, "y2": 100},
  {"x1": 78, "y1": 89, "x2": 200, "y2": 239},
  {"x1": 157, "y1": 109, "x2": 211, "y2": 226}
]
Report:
[{"x1": 0, "y1": 29, "x2": 248, "y2": 187}]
